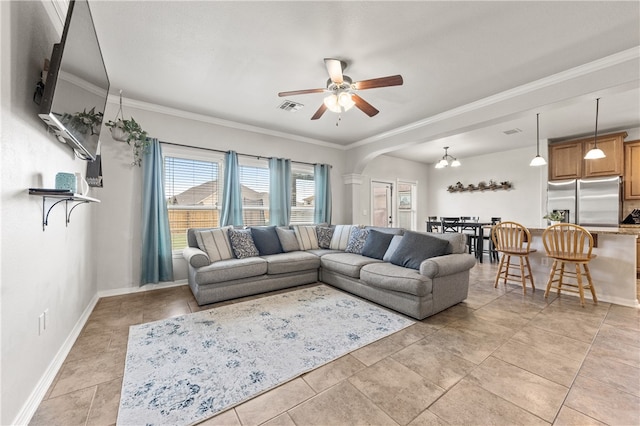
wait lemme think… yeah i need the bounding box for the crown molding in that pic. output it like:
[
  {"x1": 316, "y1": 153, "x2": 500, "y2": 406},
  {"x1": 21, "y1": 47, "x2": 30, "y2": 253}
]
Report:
[
  {"x1": 107, "y1": 94, "x2": 346, "y2": 151},
  {"x1": 345, "y1": 46, "x2": 640, "y2": 150},
  {"x1": 41, "y1": 0, "x2": 68, "y2": 37}
]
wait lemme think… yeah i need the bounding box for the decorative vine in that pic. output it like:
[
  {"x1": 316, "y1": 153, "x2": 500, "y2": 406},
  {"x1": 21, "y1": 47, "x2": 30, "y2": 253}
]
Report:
[{"x1": 447, "y1": 180, "x2": 512, "y2": 193}]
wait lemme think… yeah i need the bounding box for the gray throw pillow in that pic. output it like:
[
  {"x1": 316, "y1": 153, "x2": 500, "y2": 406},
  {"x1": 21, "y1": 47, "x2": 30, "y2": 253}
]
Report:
[
  {"x1": 361, "y1": 229, "x2": 395, "y2": 260},
  {"x1": 344, "y1": 227, "x2": 370, "y2": 254},
  {"x1": 383, "y1": 235, "x2": 404, "y2": 262},
  {"x1": 390, "y1": 231, "x2": 449, "y2": 270},
  {"x1": 250, "y1": 226, "x2": 283, "y2": 255},
  {"x1": 228, "y1": 228, "x2": 259, "y2": 259},
  {"x1": 316, "y1": 226, "x2": 334, "y2": 249},
  {"x1": 276, "y1": 227, "x2": 300, "y2": 252}
]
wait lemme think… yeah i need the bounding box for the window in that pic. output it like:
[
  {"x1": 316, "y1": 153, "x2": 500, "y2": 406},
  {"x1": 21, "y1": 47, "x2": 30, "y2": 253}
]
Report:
[
  {"x1": 238, "y1": 158, "x2": 270, "y2": 226},
  {"x1": 163, "y1": 146, "x2": 223, "y2": 251},
  {"x1": 291, "y1": 165, "x2": 314, "y2": 224}
]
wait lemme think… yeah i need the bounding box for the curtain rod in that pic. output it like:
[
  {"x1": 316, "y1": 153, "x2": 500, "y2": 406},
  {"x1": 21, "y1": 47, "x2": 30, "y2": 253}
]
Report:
[{"x1": 159, "y1": 141, "x2": 330, "y2": 168}]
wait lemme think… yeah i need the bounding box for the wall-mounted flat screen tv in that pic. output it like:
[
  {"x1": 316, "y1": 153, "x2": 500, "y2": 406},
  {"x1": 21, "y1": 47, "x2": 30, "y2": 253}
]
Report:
[{"x1": 39, "y1": 0, "x2": 109, "y2": 161}]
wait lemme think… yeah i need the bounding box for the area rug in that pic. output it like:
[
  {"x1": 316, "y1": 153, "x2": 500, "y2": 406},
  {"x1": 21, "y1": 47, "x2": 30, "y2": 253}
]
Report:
[{"x1": 117, "y1": 285, "x2": 414, "y2": 425}]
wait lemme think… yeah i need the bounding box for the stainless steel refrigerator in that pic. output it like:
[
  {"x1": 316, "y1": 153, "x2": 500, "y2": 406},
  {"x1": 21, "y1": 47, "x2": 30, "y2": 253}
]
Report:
[{"x1": 547, "y1": 176, "x2": 621, "y2": 226}]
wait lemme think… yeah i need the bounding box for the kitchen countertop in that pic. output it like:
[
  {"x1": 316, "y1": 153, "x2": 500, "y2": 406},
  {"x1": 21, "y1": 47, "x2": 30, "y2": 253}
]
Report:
[{"x1": 529, "y1": 225, "x2": 640, "y2": 236}]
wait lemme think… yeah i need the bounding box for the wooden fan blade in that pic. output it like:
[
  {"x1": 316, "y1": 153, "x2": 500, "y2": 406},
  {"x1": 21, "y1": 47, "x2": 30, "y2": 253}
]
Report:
[
  {"x1": 310, "y1": 104, "x2": 328, "y2": 120},
  {"x1": 278, "y1": 88, "x2": 325, "y2": 97},
  {"x1": 324, "y1": 58, "x2": 345, "y2": 84},
  {"x1": 352, "y1": 94, "x2": 379, "y2": 117},
  {"x1": 354, "y1": 75, "x2": 403, "y2": 90}
]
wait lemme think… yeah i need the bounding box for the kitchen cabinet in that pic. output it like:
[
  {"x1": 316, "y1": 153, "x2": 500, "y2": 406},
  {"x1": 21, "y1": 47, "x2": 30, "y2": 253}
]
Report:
[
  {"x1": 624, "y1": 140, "x2": 640, "y2": 200},
  {"x1": 548, "y1": 131, "x2": 626, "y2": 181}
]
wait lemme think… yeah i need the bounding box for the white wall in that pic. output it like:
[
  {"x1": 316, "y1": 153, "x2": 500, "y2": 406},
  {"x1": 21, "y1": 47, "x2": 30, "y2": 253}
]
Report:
[
  {"x1": 94, "y1": 102, "x2": 348, "y2": 290},
  {"x1": 1, "y1": 2, "x2": 98, "y2": 423},
  {"x1": 359, "y1": 155, "x2": 430, "y2": 228},
  {"x1": 426, "y1": 146, "x2": 548, "y2": 228}
]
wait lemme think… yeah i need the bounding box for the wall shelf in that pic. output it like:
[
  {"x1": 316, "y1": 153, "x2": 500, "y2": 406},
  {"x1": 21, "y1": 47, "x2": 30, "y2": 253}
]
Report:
[{"x1": 29, "y1": 189, "x2": 100, "y2": 231}]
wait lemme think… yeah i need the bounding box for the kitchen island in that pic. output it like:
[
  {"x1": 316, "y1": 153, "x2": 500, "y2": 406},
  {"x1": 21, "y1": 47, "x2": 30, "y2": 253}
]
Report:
[{"x1": 524, "y1": 226, "x2": 638, "y2": 307}]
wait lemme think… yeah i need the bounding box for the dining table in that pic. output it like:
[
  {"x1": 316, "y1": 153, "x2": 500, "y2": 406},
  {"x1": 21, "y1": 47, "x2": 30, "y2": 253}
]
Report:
[{"x1": 425, "y1": 219, "x2": 495, "y2": 263}]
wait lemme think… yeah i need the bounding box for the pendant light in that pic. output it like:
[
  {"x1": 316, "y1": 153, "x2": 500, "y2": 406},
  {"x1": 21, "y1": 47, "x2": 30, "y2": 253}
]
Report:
[
  {"x1": 584, "y1": 98, "x2": 606, "y2": 160},
  {"x1": 435, "y1": 146, "x2": 461, "y2": 169},
  {"x1": 529, "y1": 113, "x2": 547, "y2": 166}
]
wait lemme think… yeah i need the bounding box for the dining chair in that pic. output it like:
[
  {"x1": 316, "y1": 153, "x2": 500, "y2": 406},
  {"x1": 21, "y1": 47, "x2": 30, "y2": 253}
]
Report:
[
  {"x1": 459, "y1": 216, "x2": 479, "y2": 255},
  {"x1": 491, "y1": 221, "x2": 536, "y2": 293},
  {"x1": 426, "y1": 216, "x2": 440, "y2": 232},
  {"x1": 440, "y1": 217, "x2": 460, "y2": 233},
  {"x1": 542, "y1": 223, "x2": 598, "y2": 306},
  {"x1": 482, "y1": 217, "x2": 501, "y2": 262}
]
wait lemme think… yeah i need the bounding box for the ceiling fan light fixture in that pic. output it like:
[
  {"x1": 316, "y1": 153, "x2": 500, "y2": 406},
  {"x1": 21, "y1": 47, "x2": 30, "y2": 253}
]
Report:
[{"x1": 323, "y1": 94, "x2": 340, "y2": 113}]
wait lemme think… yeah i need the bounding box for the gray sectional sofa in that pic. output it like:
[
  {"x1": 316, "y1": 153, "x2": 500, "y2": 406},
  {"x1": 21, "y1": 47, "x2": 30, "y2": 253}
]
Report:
[{"x1": 183, "y1": 225, "x2": 476, "y2": 320}]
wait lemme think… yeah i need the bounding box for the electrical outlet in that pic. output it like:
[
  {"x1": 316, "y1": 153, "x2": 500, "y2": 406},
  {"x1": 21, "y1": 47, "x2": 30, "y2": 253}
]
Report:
[
  {"x1": 44, "y1": 309, "x2": 49, "y2": 330},
  {"x1": 541, "y1": 257, "x2": 549, "y2": 266}
]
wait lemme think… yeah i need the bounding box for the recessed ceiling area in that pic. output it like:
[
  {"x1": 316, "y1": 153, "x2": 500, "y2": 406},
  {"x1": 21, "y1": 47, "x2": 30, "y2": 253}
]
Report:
[{"x1": 84, "y1": 1, "x2": 640, "y2": 161}]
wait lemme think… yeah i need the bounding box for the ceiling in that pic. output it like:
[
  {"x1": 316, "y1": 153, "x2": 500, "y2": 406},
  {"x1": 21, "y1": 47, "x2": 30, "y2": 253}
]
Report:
[{"x1": 83, "y1": 1, "x2": 639, "y2": 164}]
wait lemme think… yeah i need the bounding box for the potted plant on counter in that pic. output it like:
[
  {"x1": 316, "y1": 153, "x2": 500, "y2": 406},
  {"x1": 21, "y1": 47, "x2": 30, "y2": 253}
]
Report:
[{"x1": 543, "y1": 211, "x2": 566, "y2": 225}]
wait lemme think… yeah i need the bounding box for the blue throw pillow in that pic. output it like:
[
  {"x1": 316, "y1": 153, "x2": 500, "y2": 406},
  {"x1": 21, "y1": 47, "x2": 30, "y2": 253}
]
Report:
[
  {"x1": 390, "y1": 231, "x2": 450, "y2": 270},
  {"x1": 250, "y1": 226, "x2": 283, "y2": 256},
  {"x1": 361, "y1": 229, "x2": 395, "y2": 260},
  {"x1": 344, "y1": 227, "x2": 370, "y2": 254}
]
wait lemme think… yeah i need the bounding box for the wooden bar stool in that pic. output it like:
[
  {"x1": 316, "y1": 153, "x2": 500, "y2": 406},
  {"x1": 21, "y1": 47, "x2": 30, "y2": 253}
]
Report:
[
  {"x1": 542, "y1": 223, "x2": 597, "y2": 306},
  {"x1": 491, "y1": 221, "x2": 536, "y2": 293}
]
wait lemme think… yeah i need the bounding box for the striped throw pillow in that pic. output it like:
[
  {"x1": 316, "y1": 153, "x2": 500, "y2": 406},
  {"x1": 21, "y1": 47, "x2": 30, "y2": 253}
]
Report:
[
  {"x1": 194, "y1": 226, "x2": 234, "y2": 262},
  {"x1": 293, "y1": 225, "x2": 319, "y2": 250},
  {"x1": 329, "y1": 225, "x2": 358, "y2": 250}
]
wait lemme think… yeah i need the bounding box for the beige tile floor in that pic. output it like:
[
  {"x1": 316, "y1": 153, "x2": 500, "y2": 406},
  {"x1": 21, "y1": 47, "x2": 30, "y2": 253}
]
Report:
[{"x1": 30, "y1": 262, "x2": 640, "y2": 426}]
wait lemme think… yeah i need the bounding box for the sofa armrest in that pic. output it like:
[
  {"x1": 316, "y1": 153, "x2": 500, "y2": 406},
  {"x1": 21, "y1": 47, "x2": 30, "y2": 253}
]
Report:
[
  {"x1": 419, "y1": 253, "x2": 476, "y2": 278},
  {"x1": 183, "y1": 247, "x2": 211, "y2": 268}
]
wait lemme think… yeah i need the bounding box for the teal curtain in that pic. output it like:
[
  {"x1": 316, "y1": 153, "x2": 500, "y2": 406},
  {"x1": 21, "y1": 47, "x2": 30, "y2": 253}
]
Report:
[
  {"x1": 141, "y1": 139, "x2": 174, "y2": 284},
  {"x1": 314, "y1": 163, "x2": 332, "y2": 224},
  {"x1": 269, "y1": 157, "x2": 291, "y2": 226},
  {"x1": 220, "y1": 150, "x2": 244, "y2": 226}
]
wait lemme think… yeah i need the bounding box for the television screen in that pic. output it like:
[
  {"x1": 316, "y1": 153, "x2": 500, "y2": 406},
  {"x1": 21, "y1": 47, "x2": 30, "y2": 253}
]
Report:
[{"x1": 39, "y1": 0, "x2": 109, "y2": 161}]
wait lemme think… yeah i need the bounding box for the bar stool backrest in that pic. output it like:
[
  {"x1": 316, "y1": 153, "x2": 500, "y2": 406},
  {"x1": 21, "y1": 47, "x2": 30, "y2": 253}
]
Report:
[
  {"x1": 491, "y1": 221, "x2": 531, "y2": 252},
  {"x1": 542, "y1": 223, "x2": 594, "y2": 260}
]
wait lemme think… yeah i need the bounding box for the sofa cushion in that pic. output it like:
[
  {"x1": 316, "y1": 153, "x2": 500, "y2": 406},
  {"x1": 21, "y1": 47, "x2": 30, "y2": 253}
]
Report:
[
  {"x1": 261, "y1": 251, "x2": 321, "y2": 275},
  {"x1": 345, "y1": 227, "x2": 370, "y2": 254},
  {"x1": 431, "y1": 232, "x2": 467, "y2": 254},
  {"x1": 329, "y1": 225, "x2": 357, "y2": 250},
  {"x1": 294, "y1": 225, "x2": 319, "y2": 250},
  {"x1": 276, "y1": 227, "x2": 300, "y2": 252},
  {"x1": 361, "y1": 262, "x2": 432, "y2": 297},
  {"x1": 320, "y1": 252, "x2": 382, "y2": 278},
  {"x1": 194, "y1": 226, "x2": 234, "y2": 262},
  {"x1": 194, "y1": 257, "x2": 267, "y2": 284},
  {"x1": 228, "y1": 228, "x2": 259, "y2": 259},
  {"x1": 383, "y1": 235, "x2": 403, "y2": 262},
  {"x1": 390, "y1": 231, "x2": 449, "y2": 270},
  {"x1": 361, "y1": 229, "x2": 395, "y2": 260},
  {"x1": 251, "y1": 226, "x2": 283, "y2": 255},
  {"x1": 316, "y1": 226, "x2": 334, "y2": 249}
]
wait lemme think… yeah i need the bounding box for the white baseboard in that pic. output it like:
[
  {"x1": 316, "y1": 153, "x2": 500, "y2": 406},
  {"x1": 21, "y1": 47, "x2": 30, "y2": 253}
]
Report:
[
  {"x1": 97, "y1": 279, "x2": 188, "y2": 298},
  {"x1": 12, "y1": 293, "x2": 99, "y2": 425}
]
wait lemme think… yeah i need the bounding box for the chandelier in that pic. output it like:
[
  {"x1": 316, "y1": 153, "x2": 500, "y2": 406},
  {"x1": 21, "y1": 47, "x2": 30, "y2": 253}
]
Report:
[{"x1": 435, "y1": 146, "x2": 461, "y2": 169}]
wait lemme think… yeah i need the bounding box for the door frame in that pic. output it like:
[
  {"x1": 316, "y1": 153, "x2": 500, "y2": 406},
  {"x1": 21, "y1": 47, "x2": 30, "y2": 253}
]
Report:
[{"x1": 370, "y1": 179, "x2": 395, "y2": 227}]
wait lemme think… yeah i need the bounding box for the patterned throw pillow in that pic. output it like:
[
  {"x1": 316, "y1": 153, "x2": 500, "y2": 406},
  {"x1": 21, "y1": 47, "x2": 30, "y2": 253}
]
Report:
[
  {"x1": 344, "y1": 227, "x2": 370, "y2": 254},
  {"x1": 194, "y1": 226, "x2": 234, "y2": 262},
  {"x1": 316, "y1": 226, "x2": 334, "y2": 249},
  {"x1": 227, "y1": 228, "x2": 259, "y2": 259},
  {"x1": 293, "y1": 225, "x2": 320, "y2": 250},
  {"x1": 329, "y1": 225, "x2": 357, "y2": 250}
]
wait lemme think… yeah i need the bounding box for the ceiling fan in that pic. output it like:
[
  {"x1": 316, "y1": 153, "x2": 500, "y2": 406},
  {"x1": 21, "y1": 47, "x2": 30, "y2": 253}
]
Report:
[{"x1": 278, "y1": 58, "x2": 403, "y2": 120}]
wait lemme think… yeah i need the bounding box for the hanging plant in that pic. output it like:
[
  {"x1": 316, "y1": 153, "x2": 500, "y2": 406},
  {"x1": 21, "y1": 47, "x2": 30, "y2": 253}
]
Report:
[
  {"x1": 60, "y1": 107, "x2": 103, "y2": 136},
  {"x1": 105, "y1": 117, "x2": 149, "y2": 166},
  {"x1": 105, "y1": 90, "x2": 149, "y2": 166}
]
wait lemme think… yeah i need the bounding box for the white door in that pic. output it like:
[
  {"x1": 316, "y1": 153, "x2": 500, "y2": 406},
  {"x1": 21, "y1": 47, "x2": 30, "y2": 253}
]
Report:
[
  {"x1": 397, "y1": 180, "x2": 417, "y2": 231},
  {"x1": 371, "y1": 181, "x2": 394, "y2": 227}
]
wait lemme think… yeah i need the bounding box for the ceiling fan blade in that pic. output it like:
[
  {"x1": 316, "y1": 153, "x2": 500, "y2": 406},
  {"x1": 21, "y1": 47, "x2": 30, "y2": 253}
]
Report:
[
  {"x1": 324, "y1": 58, "x2": 345, "y2": 84},
  {"x1": 352, "y1": 94, "x2": 379, "y2": 117},
  {"x1": 310, "y1": 104, "x2": 328, "y2": 120},
  {"x1": 278, "y1": 88, "x2": 325, "y2": 97},
  {"x1": 354, "y1": 75, "x2": 404, "y2": 90}
]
